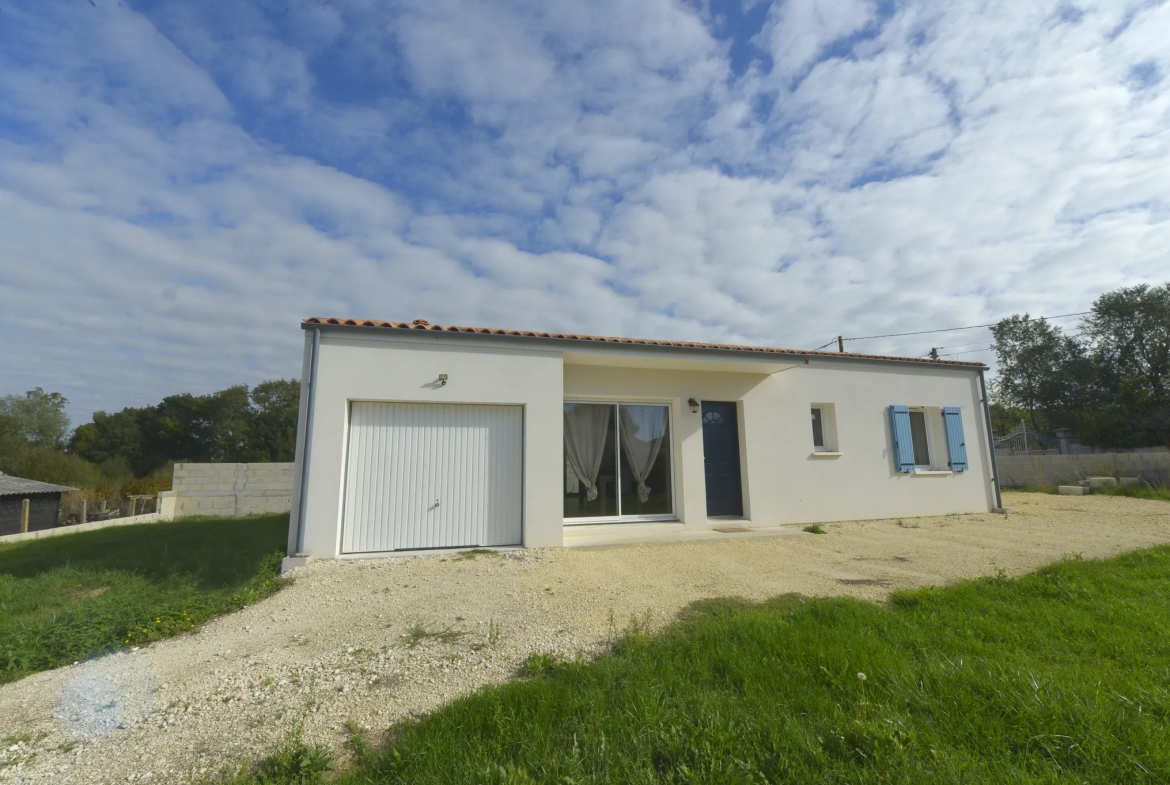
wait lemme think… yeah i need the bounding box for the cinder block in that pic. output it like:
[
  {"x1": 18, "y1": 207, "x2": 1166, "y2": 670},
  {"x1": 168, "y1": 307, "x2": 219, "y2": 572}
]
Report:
[
  {"x1": 1058, "y1": 486, "x2": 1088, "y2": 495},
  {"x1": 1087, "y1": 476, "x2": 1117, "y2": 488}
]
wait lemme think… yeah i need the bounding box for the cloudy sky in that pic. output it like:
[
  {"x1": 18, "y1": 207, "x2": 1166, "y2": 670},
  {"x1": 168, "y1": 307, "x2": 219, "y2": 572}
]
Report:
[{"x1": 2, "y1": 0, "x2": 1168, "y2": 424}]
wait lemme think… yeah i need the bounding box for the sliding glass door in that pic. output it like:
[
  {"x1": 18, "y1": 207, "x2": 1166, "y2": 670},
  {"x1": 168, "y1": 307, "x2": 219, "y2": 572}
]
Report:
[{"x1": 563, "y1": 401, "x2": 674, "y2": 522}]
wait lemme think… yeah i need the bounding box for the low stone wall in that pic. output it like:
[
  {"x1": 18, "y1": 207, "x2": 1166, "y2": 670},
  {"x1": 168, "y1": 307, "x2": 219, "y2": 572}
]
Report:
[
  {"x1": 0, "y1": 512, "x2": 164, "y2": 544},
  {"x1": 998, "y1": 450, "x2": 1170, "y2": 487},
  {"x1": 161, "y1": 462, "x2": 294, "y2": 518}
]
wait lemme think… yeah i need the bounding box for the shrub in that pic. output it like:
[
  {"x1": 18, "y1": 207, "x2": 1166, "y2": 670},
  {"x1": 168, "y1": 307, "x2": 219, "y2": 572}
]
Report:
[{"x1": 0, "y1": 446, "x2": 107, "y2": 488}]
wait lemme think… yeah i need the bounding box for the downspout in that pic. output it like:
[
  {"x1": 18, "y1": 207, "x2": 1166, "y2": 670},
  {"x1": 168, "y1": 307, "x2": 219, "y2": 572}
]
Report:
[
  {"x1": 294, "y1": 327, "x2": 321, "y2": 554},
  {"x1": 978, "y1": 369, "x2": 1004, "y2": 511}
]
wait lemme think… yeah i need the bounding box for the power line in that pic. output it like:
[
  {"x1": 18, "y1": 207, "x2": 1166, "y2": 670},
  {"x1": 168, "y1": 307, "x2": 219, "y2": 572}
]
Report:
[
  {"x1": 937, "y1": 347, "x2": 994, "y2": 358},
  {"x1": 929, "y1": 325, "x2": 1091, "y2": 359},
  {"x1": 841, "y1": 311, "x2": 1091, "y2": 343},
  {"x1": 934, "y1": 339, "x2": 1000, "y2": 351}
]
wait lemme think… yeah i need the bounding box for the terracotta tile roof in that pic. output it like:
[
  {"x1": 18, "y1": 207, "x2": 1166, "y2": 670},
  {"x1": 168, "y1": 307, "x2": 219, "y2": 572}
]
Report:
[{"x1": 303, "y1": 317, "x2": 988, "y2": 368}]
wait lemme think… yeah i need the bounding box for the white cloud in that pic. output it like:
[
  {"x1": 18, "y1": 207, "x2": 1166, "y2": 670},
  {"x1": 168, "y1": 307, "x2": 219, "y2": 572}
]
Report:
[
  {"x1": 757, "y1": 0, "x2": 879, "y2": 83},
  {"x1": 1, "y1": 0, "x2": 1168, "y2": 422}
]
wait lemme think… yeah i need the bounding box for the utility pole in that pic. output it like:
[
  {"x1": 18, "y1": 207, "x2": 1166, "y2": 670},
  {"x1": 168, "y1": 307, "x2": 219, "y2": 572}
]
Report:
[
  {"x1": 929, "y1": 347, "x2": 939, "y2": 360},
  {"x1": 837, "y1": 336, "x2": 845, "y2": 353}
]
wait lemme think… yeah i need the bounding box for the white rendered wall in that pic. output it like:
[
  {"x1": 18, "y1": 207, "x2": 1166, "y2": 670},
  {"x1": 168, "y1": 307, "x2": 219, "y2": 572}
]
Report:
[
  {"x1": 293, "y1": 332, "x2": 563, "y2": 557},
  {"x1": 292, "y1": 330, "x2": 994, "y2": 557},
  {"x1": 564, "y1": 359, "x2": 995, "y2": 528}
]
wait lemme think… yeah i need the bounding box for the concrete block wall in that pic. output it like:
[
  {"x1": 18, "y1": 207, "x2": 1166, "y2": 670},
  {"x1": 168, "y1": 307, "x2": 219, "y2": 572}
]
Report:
[
  {"x1": 998, "y1": 450, "x2": 1170, "y2": 487},
  {"x1": 167, "y1": 462, "x2": 294, "y2": 518}
]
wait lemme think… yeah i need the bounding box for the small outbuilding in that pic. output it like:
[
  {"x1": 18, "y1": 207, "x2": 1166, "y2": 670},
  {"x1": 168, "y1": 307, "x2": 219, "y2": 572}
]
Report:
[
  {"x1": 0, "y1": 473, "x2": 74, "y2": 536},
  {"x1": 288, "y1": 318, "x2": 1003, "y2": 560}
]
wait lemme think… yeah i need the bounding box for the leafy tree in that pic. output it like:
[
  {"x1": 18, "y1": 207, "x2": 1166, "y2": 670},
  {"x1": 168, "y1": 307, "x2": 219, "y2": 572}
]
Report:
[
  {"x1": 0, "y1": 388, "x2": 71, "y2": 449},
  {"x1": 1084, "y1": 283, "x2": 1170, "y2": 406},
  {"x1": 70, "y1": 379, "x2": 302, "y2": 476},
  {"x1": 992, "y1": 281, "x2": 1170, "y2": 448},
  {"x1": 990, "y1": 316, "x2": 1089, "y2": 430},
  {"x1": 69, "y1": 408, "x2": 144, "y2": 468},
  {"x1": 0, "y1": 446, "x2": 109, "y2": 488},
  {"x1": 988, "y1": 402, "x2": 1030, "y2": 437},
  {"x1": 249, "y1": 379, "x2": 301, "y2": 462},
  {"x1": 0, "y1": 412, "x2": 23, "y2": 456},
  {"x1": 204, "y1": 385, "x2": 254, "y2": 462}
]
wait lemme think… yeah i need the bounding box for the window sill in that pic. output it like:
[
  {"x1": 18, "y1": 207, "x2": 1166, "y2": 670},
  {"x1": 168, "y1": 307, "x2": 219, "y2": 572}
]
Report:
[
  {"x1": 911, "y1": 470, "x2": 953, "y2": 476},
  {"x1": 810, "y1": 451, "x2": 842, "y2": 458}
]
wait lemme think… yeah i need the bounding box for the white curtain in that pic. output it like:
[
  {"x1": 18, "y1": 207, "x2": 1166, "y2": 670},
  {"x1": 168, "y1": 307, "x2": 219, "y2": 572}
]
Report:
[
  {"x1": 619, "y1": 405, "x2": 667, "y2": 503},
  {"x1": 564, "y1": 404, "x2": 612, "y2": 502}
]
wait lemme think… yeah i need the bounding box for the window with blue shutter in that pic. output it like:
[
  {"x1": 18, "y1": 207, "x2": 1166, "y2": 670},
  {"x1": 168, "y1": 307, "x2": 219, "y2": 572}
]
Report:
[
  {"x1": 888, "y1": 405, "x2": 915, "y2": 473},
  {"x1": 941, "y1": 407, "x2": 968, "y2": 471}
]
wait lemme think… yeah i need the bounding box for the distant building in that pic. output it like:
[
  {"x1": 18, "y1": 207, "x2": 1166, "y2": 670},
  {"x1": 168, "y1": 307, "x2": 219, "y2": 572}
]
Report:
[{"x1": 0, "y1": 473, "x2": 74, "y2": 536}]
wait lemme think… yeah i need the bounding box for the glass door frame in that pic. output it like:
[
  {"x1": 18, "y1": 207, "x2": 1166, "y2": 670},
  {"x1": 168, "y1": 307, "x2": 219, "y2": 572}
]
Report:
[{"x1": 562, "y1": 397, "x2": 679, "y2": 525}]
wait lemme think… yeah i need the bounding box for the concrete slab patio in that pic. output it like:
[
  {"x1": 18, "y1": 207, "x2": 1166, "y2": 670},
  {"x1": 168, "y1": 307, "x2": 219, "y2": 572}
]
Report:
[{"x1": 1, "y1": 491, "x2": 1168, "y2": 784}]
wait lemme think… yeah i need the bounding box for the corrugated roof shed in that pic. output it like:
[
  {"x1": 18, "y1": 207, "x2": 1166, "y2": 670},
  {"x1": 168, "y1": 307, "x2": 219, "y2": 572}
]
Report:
[{"x1": 0, "y1": 473, "x2": 75, "y2": 496}]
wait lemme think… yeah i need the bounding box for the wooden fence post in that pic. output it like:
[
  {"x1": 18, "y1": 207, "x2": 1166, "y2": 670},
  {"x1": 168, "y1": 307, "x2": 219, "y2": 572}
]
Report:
[
  {"x1": 20, "y1": 498, "x2": 30, "y2": 533},
  {"x1": 81, "y1": 499, "x2": 87, "y2": 524}
]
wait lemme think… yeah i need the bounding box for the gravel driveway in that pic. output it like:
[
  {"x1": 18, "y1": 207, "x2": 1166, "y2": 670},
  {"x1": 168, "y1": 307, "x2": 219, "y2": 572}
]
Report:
[{"x1": 2, "y1": 491, "x2": 1168, "y2": 783}]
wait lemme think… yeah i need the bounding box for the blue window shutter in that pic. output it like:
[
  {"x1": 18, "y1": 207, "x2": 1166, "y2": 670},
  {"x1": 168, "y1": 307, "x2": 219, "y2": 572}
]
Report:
[
  {"x1": 942, "y1": 407, "x2": 969, "y2": 471},
  {"x1": 888, "y1": 405, "x2": 915, "y2": 473}
]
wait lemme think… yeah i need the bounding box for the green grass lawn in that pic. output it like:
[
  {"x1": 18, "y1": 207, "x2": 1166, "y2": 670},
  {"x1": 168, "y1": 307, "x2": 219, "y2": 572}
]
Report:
[
  {"x1": 1010, "y1": 484, "x2": 1170, "y2": 502},
  {"x1": 0, "y1": 514, "x2": 288, "y2": 684},
  {"x1": 1091, "y1": 484, "x2": 1170, "y2": 502},
  {"x1": 234, "y1": 546, "x2": 1170, "y2": 785}
]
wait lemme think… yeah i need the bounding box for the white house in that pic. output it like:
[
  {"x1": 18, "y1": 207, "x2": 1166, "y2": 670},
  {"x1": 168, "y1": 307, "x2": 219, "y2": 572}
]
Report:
[{"x1": 287, "y1": 318, "x2": 1002, "y2": 560}]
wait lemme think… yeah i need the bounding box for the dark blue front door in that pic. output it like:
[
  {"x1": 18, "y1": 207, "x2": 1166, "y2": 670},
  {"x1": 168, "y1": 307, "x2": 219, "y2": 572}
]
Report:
[{"x1": 701, "y1": 401, "x2": 743, "y2": 517}]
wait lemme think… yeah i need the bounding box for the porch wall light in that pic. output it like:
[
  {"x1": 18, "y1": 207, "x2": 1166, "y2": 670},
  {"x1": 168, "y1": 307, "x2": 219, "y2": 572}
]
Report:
[{"x1": 688, "y1": 397, "x2": 700, "y2": 414}]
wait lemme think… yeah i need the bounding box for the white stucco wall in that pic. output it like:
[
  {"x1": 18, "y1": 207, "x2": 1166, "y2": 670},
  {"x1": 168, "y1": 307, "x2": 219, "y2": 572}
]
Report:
[
  {"x1": 291, "y1": 328, "x2": 995, "y2": 558},
  {"x1": 292, "y1": 331, "x2": 563, "y2": 557},
  {"x1": 563, "y1": 359, "x2": 995, "y2": 528}
]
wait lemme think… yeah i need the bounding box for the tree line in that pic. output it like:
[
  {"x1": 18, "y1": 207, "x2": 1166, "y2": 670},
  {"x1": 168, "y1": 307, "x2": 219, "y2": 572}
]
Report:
[
  {"x1": 0, "y1": 380, "x2": 300, "y2": 489},
  {"x1": 2, "y1": 282, "x2": 1166, "y2": 489},
  {"x1": 991, "y1": 282, "x2": 1170, "y2": 449}
]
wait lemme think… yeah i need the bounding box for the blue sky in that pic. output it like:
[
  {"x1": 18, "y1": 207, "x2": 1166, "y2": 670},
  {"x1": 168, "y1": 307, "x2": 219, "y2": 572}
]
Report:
[{"x1": 1, "y1": 0, "x2": 1168, "y2": 424}]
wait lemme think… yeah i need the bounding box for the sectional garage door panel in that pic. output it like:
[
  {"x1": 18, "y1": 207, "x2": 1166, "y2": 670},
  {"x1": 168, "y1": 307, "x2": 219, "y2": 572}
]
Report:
[{"x1": 341, "y1": 403, "x2": 523, "y2": 553}]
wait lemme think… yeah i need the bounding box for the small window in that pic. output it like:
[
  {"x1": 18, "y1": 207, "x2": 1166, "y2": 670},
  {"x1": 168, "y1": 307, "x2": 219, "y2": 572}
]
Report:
[
  {"x1": 809, "y1": 403, "x2": 838, "y2": 453},
  {"x1": 908, "y1": 410, "x2": 931, "y2": 467}
]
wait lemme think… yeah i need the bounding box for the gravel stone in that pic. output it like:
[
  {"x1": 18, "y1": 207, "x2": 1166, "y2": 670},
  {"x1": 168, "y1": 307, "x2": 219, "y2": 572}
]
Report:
[{"x1": 1, "y1": 491, "x2": 1168, "y2": 783}]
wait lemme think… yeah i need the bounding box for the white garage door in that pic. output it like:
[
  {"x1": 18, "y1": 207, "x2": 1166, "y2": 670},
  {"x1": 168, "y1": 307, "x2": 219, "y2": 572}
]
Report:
[{"x1": 341, "y1": 402, "x2": 523, "y2": 553}]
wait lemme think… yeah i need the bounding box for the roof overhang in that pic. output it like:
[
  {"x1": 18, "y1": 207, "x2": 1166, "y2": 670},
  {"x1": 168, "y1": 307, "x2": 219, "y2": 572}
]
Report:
[
  {"x1": 562, "y1": 347, "x2": 800, "y2": 374},
  {"x1": 303, "y1": 319, "x2": 987, "y2": 373}
]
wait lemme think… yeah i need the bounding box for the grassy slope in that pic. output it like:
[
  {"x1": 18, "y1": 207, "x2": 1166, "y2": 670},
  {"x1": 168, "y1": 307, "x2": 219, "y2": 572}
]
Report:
[
  {"x1": 0, "y1": 515, "x2": 288, "y2": 684},
  {"x1": 1010, "y1": 485, "x2": 1170, "y2": 502},
  {"x1": 239, "y1": 546, "x2": 1170, "y2": 785},
  {"x1": 1092, "y1": 485, "x2": 1170, "y2": 502}
]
